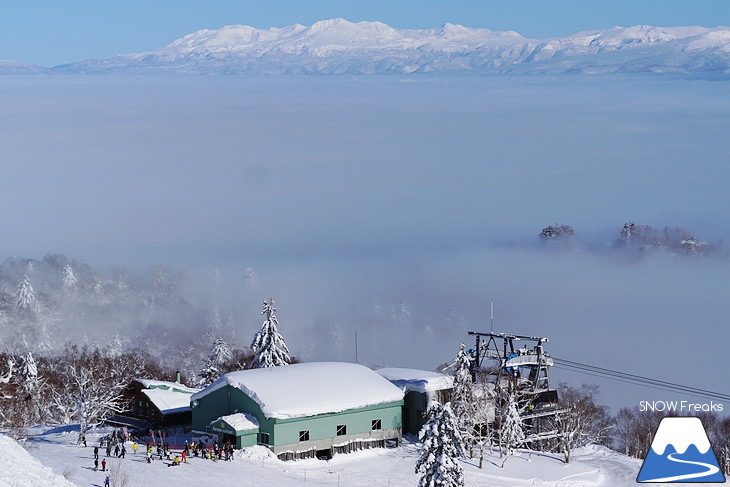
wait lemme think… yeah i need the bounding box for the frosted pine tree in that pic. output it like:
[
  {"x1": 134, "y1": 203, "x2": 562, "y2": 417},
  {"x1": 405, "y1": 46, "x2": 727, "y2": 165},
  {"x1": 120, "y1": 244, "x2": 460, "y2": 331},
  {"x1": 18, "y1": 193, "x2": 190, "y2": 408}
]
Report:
[
  {"x1": 250, "y1": 299, "x2": 290, "y2": 368},
  {"x1": 451, "y1": 344, "x2": 475, "y2": 453},
  {"x1": 15, "y1": 275, "x2": 40, "y2": 320},
  {"x1": 244, "y1": 267, "x2": 257, "y2": 291},
  {"x1": 500, "y1": 390, "x2": 525, "y2": 457},
  {"x1": 415, "y1": 402, "x2": 466, "y2": 487},
  {"x1": 199, "y1": 336, "x2": 233, "y2": 386},
  {"x1": 18, "y1": 352, "x2": 43, "y2": 423},
  {"x1": 62, "y1": 264, "x2": 78, "y2": 294}
]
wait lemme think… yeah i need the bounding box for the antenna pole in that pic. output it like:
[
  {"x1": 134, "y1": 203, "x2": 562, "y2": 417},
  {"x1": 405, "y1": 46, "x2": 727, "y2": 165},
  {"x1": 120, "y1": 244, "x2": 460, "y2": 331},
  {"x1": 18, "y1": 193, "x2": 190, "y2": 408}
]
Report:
[{"x1": 490, "y1": 300, "x2": 494, "y2": 333}]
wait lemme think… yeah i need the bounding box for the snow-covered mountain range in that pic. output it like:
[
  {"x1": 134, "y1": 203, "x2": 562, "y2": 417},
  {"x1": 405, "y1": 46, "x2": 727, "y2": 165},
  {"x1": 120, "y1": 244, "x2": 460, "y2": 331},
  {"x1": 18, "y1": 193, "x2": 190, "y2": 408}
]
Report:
[
  {"x1": 6, "y1": 19, "x2": 730, "y2": 75},
  {"x1": 0, "y1": 60, "x2": 50, "y2": 75}
]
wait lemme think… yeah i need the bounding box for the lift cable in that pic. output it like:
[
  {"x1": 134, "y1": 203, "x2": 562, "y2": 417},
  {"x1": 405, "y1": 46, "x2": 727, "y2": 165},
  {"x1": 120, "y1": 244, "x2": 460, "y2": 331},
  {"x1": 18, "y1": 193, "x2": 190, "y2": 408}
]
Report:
[{"x1": 552, "y1": 357, "x2": 730, "y2": 403}]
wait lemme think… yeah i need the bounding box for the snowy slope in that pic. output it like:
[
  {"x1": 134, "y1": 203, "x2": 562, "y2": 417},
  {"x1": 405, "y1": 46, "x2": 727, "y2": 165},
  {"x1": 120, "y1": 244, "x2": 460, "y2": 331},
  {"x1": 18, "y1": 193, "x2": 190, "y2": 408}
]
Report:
[
  {"x1": 0, "y1": 434, "x2": 75, "y2": 487},
  {"x1": 50, "y1": 19, "x2": 730, "y2": 75},
  {"x1": 15, "y1": 425, "x2": 665, "y2": 487}
]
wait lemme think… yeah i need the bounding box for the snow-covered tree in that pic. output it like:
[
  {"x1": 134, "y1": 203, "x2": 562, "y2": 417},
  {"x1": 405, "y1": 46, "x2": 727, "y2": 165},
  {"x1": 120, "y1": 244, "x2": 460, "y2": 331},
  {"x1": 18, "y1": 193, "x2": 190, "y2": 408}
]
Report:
[
  {"x1": 500, "y1": 389, "x2": 525, "y2": 457},
  {"x1": 199, "y1": 336, "x2": 233, "y2": 386},
  {"x1": 391, "y1": 301, "x2": 411, "y2": 328},
  {"x1": 62, "y1": 264, "x2": 78, "y2": 294},
  {"x1": 539, "y1": 224, "x2": 575, "y2": 240},
  {"x1": 472, "y1": 379, "x2": 497, "y2": 468},
  {"x1": 0, "y1": 357, "x2": 14, "y2": 385},
  {"x1": 250, "y1": 299, "x2": 290, "y2": 368},
  {"x1": 451, "y1": 344, "x2": 475, "y2": 453},
  {"x1": 556, "y1": 383, "x2": 612, "y2": 463},
  {"x1": 15, "y1": 352, "x2": 45, "y2": 423},
  {"x1": 244, "y1": 267, "x2": 257, "y2": 291},
  {"x1": 51, "y1": 345, "x2": 144, "y2": 444},
  {"x1": 15, "y1": 275, "x2": 40, "y2": 319},
  {"x1": 415, "y1": 402, "x2": 465, "y2": 487}
]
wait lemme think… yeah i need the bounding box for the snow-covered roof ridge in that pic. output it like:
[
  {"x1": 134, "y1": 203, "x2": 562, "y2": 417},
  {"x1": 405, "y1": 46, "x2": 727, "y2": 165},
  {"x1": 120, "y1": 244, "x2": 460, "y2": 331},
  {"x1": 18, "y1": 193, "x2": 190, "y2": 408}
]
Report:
[
  {"x1": 135, "y1": 378, "x2": 200, "y2": 394},
  {"x1": 192, "y1": 362, "x2": 404, "y2": 420},
  {"x1": 213, "y1": 412, "x2": 260, "y2": 432},
  {"x1": 135, "y1": 379, "x2": 201, "y2": 415},
  {"x1": 375, "y1": 367, "x2": 454, "y2": 393}
]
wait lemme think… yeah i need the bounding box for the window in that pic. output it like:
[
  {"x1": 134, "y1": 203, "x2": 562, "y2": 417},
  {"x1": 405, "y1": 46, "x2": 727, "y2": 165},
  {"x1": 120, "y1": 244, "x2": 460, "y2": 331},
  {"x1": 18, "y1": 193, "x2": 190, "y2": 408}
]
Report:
[
  {"x1": 258, "y1": 432, "x2": 270, "y2": 445},
  {"x1": 299, "y1": 430, "x2": 310, "y2": 442},
  {"x1": 371, "y1": 419, "x2": 382, "y2": 431},
  {"x1": 336, "y1": 424, "x2": 347, "y2": 436}
]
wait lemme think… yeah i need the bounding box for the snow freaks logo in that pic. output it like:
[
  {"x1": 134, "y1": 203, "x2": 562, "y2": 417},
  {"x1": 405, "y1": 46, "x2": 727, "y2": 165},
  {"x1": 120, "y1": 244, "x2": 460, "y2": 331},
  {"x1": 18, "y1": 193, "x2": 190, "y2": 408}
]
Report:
[{"x1": 637, "y1": 416, "x2": 726, "y2": 483}]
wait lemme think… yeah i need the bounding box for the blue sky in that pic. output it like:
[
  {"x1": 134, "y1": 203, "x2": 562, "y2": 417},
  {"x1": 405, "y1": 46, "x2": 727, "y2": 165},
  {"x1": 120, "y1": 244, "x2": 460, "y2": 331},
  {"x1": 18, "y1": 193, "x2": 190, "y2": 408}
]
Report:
[{"x1": 2, "y1": 0, "x2": 729, "y2": 67}]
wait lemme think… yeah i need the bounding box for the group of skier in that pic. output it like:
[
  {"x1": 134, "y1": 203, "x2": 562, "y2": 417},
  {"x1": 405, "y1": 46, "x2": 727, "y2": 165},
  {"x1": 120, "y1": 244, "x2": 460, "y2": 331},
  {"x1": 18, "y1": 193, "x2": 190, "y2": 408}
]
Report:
[
  {"x1": 183, "y1": 439, "x2": 235, "y2": 462},
  {"x1": 87, "y1": 431, "x2": 237, "y2": 482}
]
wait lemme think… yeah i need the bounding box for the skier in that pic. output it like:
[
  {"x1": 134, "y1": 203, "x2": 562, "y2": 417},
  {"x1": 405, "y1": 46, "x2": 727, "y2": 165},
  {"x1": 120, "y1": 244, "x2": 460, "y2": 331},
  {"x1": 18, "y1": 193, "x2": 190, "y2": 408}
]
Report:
[
  {"x1": 120, "y1": 444, "x2": 126, "y2": 459},
  {"x1": 132, "y1": 441, "x2": 138, "y2": 455},
  {"x1": 93, "y1": 446, "x2": 99, "y2": 460},
  {"x1": 114, "y1": 444, "x2": 119, "y2": 457},
  {"x1": 104, "y1": 475, "x2": 110, "y2": 487},
  {"x1": 94, "y1": 458, "x2": 98, "y2": 471},
  {"x1": 101, "y1": 458, "x2": 107, "y2": 472}
]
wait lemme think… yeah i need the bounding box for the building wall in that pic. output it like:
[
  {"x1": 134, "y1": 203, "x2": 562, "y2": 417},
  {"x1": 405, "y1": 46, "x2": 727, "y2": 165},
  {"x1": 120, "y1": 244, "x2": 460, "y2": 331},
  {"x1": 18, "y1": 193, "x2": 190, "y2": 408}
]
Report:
[
  {"x1": 270, "y1": 402, "x2": 402, "y2": 454},
  {"x1": 193, "y1": 386, "x2": 275, "y2": 439}
]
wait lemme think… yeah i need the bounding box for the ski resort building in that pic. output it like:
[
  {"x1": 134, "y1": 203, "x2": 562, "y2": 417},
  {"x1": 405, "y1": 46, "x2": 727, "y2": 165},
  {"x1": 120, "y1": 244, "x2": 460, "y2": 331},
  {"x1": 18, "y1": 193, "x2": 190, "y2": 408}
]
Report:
[
  {"x1": 112, "y1": 378, "x2": 201, "y2": 430},
  {"x1": 375, "y1": 368, "x2": 453, "y2": 435},
  {"x1": 190, "y1": 362, "x2": 404, "y2": 460}
]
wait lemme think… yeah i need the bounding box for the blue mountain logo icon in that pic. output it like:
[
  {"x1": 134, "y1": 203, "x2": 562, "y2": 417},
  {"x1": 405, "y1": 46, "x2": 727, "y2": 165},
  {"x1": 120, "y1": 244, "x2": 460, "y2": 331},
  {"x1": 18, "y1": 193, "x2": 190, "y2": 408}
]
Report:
[{"x1": 637, "y1": 416, "x2": 726, "y2": 483}]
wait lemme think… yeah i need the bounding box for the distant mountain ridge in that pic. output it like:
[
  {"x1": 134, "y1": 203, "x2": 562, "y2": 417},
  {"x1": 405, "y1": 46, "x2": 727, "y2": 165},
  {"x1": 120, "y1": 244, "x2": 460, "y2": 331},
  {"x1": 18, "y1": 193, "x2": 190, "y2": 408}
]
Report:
[
  {"x1": 0, "y1": 60, "x2": 50, "y2": 75},
  {"x1": 5, "y1": 19, "x2": 730, "y2": 75}
]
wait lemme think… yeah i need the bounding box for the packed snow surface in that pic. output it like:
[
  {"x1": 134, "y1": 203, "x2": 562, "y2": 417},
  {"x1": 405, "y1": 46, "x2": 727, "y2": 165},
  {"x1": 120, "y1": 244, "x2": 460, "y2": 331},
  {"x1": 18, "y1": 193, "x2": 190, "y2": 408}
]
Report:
[
  {"x1": 191, "y1": 362, "x2": 405, "y2": 419},
  {"x1": 11, "y1": 425, "x2": 704, "y2": 487},
  {"x1": 376, "y1": 367, "x2": 454, "y2": 393},
  {"x1": 214, "y1": 413, "x2": 259, "y2": 432}
]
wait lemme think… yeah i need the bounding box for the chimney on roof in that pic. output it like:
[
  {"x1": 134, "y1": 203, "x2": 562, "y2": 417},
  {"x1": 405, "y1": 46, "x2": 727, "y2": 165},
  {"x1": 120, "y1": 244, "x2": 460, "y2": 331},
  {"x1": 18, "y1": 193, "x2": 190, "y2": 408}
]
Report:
[{"x1": 175, "y1": 370, "x2": 181, "y2": 384}]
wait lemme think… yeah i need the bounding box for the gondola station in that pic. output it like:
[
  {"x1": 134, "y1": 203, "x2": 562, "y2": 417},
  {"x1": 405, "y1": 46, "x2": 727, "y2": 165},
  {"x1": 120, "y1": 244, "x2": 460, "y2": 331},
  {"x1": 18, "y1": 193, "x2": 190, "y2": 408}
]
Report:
[{"x1": 190, "y1": 362, "x2": 405, "y2": 460}]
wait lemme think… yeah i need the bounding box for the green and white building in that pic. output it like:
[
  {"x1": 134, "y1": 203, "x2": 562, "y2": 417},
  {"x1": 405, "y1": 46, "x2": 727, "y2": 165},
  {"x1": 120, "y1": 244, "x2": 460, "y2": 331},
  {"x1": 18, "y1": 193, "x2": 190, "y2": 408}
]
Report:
[{"x1": 190, "y1": 362, "x2": 404, "y2": 460}]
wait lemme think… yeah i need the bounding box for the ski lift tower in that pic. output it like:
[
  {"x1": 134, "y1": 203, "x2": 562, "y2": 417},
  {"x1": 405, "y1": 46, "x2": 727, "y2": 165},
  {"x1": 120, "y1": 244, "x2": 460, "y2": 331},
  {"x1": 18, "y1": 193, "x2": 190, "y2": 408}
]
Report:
[
  {"x1": 468, "y1": 331, "x2": 553, "y2": 392},
  {"x1": 467, "y1": 330, "x2": 566, "y2": 445}
]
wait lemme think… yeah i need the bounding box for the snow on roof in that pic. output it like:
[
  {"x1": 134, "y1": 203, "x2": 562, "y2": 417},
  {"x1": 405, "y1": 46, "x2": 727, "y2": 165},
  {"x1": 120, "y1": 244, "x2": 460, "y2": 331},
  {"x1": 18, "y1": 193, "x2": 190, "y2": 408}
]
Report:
[
  {"x1": 135, "y1": 379, "x2": 201, "y2": 415},
  {"x1": 213, "y1": 413, "x2": 259, "y2": 433},
  {"x1": 375, "y1": 367, "x2": 453, "y2": 393},
  {"x1": 191, "y1": 362, "x2": 404, "y2": 420},
  {"x1": 135, "y1": 379, "x2": 200, "y2": 394}
]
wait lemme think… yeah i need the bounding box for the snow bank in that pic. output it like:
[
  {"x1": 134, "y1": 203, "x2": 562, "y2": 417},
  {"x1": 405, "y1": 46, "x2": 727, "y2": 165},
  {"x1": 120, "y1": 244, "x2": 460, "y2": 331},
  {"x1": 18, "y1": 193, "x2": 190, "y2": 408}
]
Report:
[
  {"x1": 192, "y1": 362, "x2": 404, "y2": 419},
  {"x1": 375, "y1": 367, "x2": 453, "y2": 393},
  {"x1": 0, "y1": 434, "x2": 76, "y2": 487}
]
